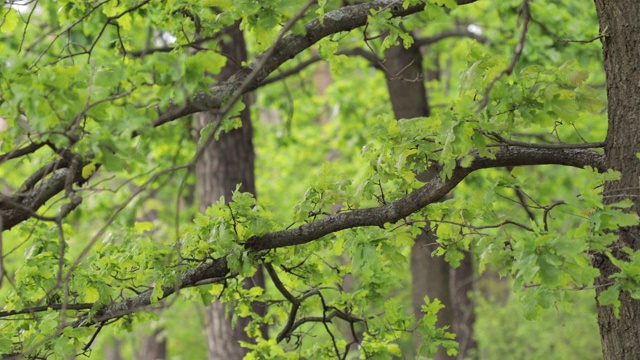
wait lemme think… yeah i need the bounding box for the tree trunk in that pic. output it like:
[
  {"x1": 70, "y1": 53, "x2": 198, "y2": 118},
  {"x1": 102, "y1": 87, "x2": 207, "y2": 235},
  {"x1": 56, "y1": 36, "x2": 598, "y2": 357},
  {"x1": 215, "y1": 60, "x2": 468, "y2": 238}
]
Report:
[
  {"x1": 195, "y1": 24, "x2": 266, "y2": 360},
  {"x1": 450, "y1": 256, "x2": 476, "y2": 358},
  {"x1": 593, "y1": 1, "x2": 640, "y2": 359},
  {"x1": 411, "y1": 227, "x2": 455, "y2": 360},
  {"x1": 139, "y1": 328, "x2": 167, "y2": 360},
  {"x1": 136, "y1": 207, "x2": 167, "y2": 360},
  {"x1": 104, "y1": 337, "x2": 123, "y2": 360},
  {"x1": 384, "y1": 42, "x2": 475, "y2": 360},
  {"x1": 383, "y1": 43, "x2": 430, "y2": 120}
]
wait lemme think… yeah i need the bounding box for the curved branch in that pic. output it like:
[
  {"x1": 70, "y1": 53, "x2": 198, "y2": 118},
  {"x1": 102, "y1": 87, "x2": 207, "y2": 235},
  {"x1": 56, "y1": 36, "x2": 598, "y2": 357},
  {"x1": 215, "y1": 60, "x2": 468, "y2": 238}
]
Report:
[
  {"x1": 414, "y1": 28, "x2": 488, "y2": 47},
  {"x1": 150, "y1": 0, "x2": 432, "y2": 129},
  {"x1": 1, "y1": 1, "x2": 484, "y2": 233},
  {"x1": 248, "y1": 146, "x2": 604, "y2": 251},
  {"x1": 259, "y1": 25, "x2": 491, "y2": 89},
  {"x1": 0, "y1": 0, "x2": 455, "y2": 232},
  {"x1": 62, "y1": 145, "x2": 604, "y2": 326},
  {"x1": 0, "y1": 163, "x2": 87, "y2": 230},
  {"x1": 0, "y1": 142, "x2": 44, "y2": 163}
]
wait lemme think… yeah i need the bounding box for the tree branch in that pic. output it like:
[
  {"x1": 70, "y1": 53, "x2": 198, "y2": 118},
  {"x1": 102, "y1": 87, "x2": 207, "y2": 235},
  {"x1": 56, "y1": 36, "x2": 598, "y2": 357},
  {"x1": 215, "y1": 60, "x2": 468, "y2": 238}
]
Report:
[
  {"x1": 414, "y1": 28, "x2": 488, "y2": 47},
  {"x1": 0, "y1": 1, "x2": 433, "y2": 232},
  {"x1": 0, "y1": 165, "x2": 87, "y2": 230},
  {"x1": 258, "y1": 48, "x2": 383, "y2": 89},
  {"x1": 59, "y1": 145, "x2": 604, "y2": 326},
  {"x1": 0, "y1": 303, "x2": 93, "y2": 318},
  {"x1": 0, "y1": 142, "x2": 44, "y2": 163},
  {"x1": 150, "y1": 0, "x2": 432, "y2": 129},
  {"x1": 2, "y1": 1, "x2": 485, "y2": 233}
]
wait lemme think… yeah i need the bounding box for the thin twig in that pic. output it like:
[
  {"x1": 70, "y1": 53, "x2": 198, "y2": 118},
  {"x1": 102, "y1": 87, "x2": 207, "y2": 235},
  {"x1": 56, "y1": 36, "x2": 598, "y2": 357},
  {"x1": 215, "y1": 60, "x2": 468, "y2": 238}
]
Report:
[
  {"x1": 487, "y1": 132, "x2": 605, "y2": 149},
  {"x1": 476, "y1": 0, "x2": 530, "y2": 111}
]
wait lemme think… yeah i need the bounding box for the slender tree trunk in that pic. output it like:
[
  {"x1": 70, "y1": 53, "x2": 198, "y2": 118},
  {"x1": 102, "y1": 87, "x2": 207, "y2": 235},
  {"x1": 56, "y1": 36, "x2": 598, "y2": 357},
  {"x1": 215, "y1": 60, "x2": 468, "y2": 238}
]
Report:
[
  {"x1": 593, "y1": 1, "x2": 640, "y2": 359},
  {"x1": 411, "y1": 226, "x2": 455, "y2": 360},
  {"x1": 450, "y1": 257, "x2": 476, "y2": 357},
  {"x1": 137, "y1": 207, "x2": 167, "y2": 360},
  {"x1": 139, "y1": 328, "x2": 167, "y2": 360},
  {"x1": 104, "y1": 337, "x2": 123, "y2": 360},
  {"x1": 383, "y1": 44, "x2": 447, "y2": 360},
  {"x1": 195, "y1": 24, "x2": 266, "y2": 360}
]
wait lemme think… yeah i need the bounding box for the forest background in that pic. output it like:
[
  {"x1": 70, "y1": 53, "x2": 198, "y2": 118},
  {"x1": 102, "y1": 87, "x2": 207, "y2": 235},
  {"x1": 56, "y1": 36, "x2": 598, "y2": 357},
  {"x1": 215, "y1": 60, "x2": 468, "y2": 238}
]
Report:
[{"x1": 0, "y1": 0, "x2": 638, "y2": 359}]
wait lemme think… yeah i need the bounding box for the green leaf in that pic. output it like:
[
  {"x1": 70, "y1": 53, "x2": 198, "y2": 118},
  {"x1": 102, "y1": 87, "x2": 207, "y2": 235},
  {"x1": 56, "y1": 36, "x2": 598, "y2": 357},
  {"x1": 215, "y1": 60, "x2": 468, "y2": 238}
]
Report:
[
  {"x1": 134, "y1": 221, "x2": 154, "y2": 233},
  {"x1": 598, "y1": 285, "x2": 621, "y2": 318},
  {"x1": 537, "y1": 254, "x2": 563, "y2": 286},
  {"x1": 84, "y1": 287, "x2": 100, "y2": 303},
  {"x1": 567, "y1": 70, "x2": 590, "y2": 86},
  {"x1": 429, "y1": 0, "x2": 458, "y2": 9},
  {"x1": 0, "y1": 334, "x2": 13, "y2": 354},
  {"x1": 39, "y1": 311, "x2": 59, "y2": 333},
  {"x1": 0, "y1": 9, "x2": 19, "y2": 34}
]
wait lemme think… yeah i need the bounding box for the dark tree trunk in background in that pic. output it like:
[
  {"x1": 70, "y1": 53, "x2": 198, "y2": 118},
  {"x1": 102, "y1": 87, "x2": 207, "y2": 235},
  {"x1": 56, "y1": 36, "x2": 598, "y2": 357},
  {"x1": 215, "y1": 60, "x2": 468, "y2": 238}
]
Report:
[
  {"x1": 139, "y1": 328, "x2": 167, "y2": 360},
  {"x1": 195, "y1": 23, "x2": 266, "y2": 360},
  {"x1": 383, "y1": 42, "x2": 475, "y2": 359},
  {"x1": 104, "y1": 338, "x2": 123, "y2": 360},
  {"x1": 137, "y1": 208, "x2": 167, "y2": 360},
  {"x1": 410, "y1": 226, "x2": 455, "y2": 360},
  {"x1": 593, "y1": 1, "x2": 640, "y2": 359},
  {"x1": 384, "y1": 44, "x2": 430, "y2": 119},
  {"x1": 450, "y1": 256, "x2": 476, "y2": 357}
]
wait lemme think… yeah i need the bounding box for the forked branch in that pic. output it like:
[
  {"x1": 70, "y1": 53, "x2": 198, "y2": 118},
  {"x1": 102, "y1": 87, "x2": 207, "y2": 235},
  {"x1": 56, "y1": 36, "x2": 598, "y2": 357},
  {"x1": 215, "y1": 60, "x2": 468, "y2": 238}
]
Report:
[{"x1": 31, "y1": 145, "x2": 604, "y2": 328}]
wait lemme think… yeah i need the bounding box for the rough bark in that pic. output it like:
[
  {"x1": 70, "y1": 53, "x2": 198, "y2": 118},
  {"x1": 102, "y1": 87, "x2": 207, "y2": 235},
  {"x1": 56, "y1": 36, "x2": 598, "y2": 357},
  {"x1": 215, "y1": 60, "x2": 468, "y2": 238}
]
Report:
[
  {"x1": 593, "y1": 1, "x2": 640, "y2": 359},
  {"x1": 194, "y1": 24, "x2": 265, "y2": 360},
  {"x1": 384, "y1": 43, "x2": 430, "y2": 119},
  {"x1": 450, "y1": 257, "x2": 477, "y2": 358}
]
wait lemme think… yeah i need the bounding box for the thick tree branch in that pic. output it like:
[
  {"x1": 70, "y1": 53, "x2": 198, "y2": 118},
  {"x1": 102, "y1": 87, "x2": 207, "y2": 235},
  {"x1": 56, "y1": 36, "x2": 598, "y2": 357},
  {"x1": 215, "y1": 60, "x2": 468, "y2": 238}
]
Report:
[
  {"x1": 57, "y1": 145, "x2": 605, "y2": 326},
  {"x1": 0, "y1": 167, "x2": 84, "y2": 230},
  {"x1": 258, "y1": 25, "x2": 489, "y2": 89},
  {"x1": 1, "y1": 1, "x2": 484, "y2": 233},
  {"x1": 83, "y1": 258, "x2": 229, "y2": 324},
  {"x1": 0, "y1": 154, "x2": 89, "y2": 230},
  {"x1": 0, "y1": 1, "x2": 440, "y2": 232},
  {"x1": 248, "y1": 146, "x2": 604, "y2": 251},
  {"x1": 150, "y1": 0, "x2": 432, "y2": 129}
]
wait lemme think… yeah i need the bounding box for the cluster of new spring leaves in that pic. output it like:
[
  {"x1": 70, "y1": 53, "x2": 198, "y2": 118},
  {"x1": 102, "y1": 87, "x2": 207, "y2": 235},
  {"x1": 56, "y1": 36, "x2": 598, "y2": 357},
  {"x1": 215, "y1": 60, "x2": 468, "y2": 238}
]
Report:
[{"x1": 0, "y1": 0, "x2": 638, "y2": 358}]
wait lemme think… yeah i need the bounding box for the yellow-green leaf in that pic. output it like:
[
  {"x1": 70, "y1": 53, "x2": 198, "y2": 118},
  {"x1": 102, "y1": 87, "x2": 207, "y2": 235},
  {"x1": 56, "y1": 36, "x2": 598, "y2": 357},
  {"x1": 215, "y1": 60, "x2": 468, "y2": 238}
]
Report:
[
  {"x1": 0, "y1": 9, "x2": 19, "y2": 34},
  {"x1": 134, "y1": 221, "x2": 154, "y2": 233}
]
